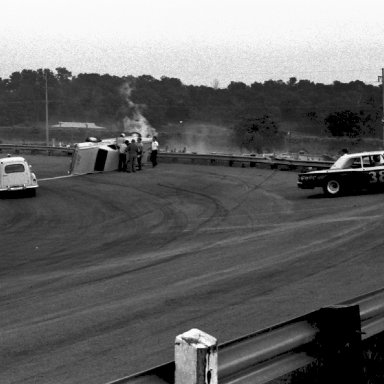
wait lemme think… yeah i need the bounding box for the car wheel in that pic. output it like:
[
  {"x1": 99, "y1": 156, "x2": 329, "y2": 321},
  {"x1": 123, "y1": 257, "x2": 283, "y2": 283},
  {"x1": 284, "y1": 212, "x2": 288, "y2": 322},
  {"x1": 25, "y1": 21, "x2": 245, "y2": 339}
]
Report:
[
  {"x1": 28, "y1": 189, "x2": 37, "y2": 197},
  {"x1": 323, "y1": 179, "x2": 343, "y2": 197}
]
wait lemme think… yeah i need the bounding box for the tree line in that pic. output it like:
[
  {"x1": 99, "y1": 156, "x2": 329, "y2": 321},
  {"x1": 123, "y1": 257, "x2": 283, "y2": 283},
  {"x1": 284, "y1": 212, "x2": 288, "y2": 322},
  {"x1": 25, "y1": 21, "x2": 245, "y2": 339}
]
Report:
[{"x1": 0, "y1": 68, "x2": 382, "y2": 149}]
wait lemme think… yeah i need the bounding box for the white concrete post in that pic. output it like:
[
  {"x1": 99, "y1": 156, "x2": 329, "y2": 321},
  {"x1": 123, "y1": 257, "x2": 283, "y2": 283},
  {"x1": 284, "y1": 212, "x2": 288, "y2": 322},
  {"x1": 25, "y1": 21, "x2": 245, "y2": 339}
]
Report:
[{"x1": 175, "y1": 328, "x2": 218, "y2": 384}]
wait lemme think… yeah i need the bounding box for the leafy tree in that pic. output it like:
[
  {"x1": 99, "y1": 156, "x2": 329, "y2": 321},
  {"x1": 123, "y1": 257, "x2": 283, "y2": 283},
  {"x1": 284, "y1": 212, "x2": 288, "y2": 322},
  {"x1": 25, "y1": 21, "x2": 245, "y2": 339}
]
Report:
[
  {"x1": 155, "y1": 76, "x2": 191, "y2": 123},
  {"x1": 55, "y1": 67, "x2": 72, "y2": 84},
  {"x1": 324, "y1": 110, "x2": 362, "y2": 137},
  {"x1": 288, "y1": 77, "x2": 297, "y2": 86},
  {"x1": 233, "y1": 115, "x2": 283, "y2": 152},
  {"x1": 0, "y1": 67, "x2": 382, "y2": 148},
  {"x1": 227, "y1": 81, "x2": 248, "y2": 93}
]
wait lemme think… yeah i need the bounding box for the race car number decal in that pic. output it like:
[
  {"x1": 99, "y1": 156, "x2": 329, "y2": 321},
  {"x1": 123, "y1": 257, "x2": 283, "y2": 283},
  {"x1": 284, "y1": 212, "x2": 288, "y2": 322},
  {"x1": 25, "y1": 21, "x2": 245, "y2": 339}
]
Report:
[{"x1": 369, "y1": 171, "x2": 384, "y2": 183}]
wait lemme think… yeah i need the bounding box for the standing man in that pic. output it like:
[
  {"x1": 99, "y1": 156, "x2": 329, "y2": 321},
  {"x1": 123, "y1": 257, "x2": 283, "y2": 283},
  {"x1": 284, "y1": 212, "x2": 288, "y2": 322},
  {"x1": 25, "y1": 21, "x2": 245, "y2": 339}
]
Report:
[
  {"x1": 124, "y1": 139, "x2": 130, "y2": 171},
  {"x1": 150, "y1": 136, "x2": 159, "y2": 167},
  {"x1": 137, "y1": 137, "x2": 144, "y2": 171},
  {"x1": 127, "y1": 138, "x2": 138, "y2": 173},
  {"x1": 118, "y1": 138, "x2": 127, "y2": 172},
  {"x1": 116, "y1": 132, "x2": 125, "y2": 148}
]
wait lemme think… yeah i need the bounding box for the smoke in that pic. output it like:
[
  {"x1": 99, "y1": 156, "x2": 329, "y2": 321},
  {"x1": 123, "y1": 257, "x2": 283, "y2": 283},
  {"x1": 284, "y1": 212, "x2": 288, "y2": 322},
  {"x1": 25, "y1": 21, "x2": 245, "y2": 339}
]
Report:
[
  {"x1": 162, "y1": 123, "x2": 239, "y2": 155},
  {"x1": 119, "y1": 82, "x2": 157, "y2": 138}
]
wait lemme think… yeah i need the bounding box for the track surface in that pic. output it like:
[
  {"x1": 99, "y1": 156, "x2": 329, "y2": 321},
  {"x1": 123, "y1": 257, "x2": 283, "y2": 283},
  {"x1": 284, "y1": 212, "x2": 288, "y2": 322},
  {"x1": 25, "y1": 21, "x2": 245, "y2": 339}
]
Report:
[{"x1": 2, "y1": 157, "x2": 384, "y2": 384}]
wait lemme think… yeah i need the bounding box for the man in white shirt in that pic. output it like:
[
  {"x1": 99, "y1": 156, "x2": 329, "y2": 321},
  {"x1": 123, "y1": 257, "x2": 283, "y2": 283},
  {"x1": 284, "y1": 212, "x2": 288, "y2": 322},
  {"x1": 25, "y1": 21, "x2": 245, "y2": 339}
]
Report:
[
  {"x1": 118, "y1": 139, "x2": 128, "y2": 171},
  {"x1": 116, "y1": 133, "x2": 125, "y2": 148},
  {"x1": 150, "y1": 136, "x2": 159, "y2": 167}
]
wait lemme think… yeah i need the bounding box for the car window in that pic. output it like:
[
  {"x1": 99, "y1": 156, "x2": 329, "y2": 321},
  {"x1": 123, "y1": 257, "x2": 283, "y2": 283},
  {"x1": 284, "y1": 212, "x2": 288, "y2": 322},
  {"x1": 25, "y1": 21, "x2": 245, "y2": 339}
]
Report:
[
  {"x1": 4, "y1": 164, "x2": 25, "y2": 173},
  {"x1": 370, "y1": 154, "x2": 383, "y2": 166},
  {"x1": 362, "y1": 156, "x2": 373, "y2": 167}
]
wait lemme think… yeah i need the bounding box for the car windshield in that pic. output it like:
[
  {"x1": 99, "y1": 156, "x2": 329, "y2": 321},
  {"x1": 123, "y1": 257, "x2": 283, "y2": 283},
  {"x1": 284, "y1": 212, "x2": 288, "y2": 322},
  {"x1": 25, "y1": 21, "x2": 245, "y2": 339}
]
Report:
[{"x1": 4, "y1": 163, "x2": 25, "y2": 173}]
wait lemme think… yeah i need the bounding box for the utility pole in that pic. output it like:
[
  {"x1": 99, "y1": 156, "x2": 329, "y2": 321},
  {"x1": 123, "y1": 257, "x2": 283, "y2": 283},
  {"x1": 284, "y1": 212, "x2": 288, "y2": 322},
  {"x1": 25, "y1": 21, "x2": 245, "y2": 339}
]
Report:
[
  {"x1": 378, "y1": 68, "x2": 384, "y2": 147},
  {"x1": 45, "y1": 69, "x2": 49, "y2": 147}
]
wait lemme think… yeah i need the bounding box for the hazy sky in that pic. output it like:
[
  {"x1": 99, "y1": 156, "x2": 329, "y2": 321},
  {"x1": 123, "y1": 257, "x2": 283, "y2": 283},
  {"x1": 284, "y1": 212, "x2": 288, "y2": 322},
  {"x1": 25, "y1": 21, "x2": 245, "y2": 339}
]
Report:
[{"x1": 2, "y1": 0, "x2": 384, "y2": 87}]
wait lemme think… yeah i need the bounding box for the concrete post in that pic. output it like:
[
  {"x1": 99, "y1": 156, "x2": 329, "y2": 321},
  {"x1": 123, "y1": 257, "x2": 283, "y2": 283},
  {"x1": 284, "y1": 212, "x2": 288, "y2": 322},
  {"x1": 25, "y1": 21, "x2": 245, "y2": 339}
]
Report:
[{"x1": 175, "y1": 328, "x2": 218, "y2": 384}]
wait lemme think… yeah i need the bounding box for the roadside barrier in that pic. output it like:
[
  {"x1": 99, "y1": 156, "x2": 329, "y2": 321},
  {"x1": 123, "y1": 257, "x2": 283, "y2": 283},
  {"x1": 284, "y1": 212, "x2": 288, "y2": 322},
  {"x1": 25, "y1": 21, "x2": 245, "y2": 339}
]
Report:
[
  {"x1": 0, "y1": 144, "x2": 332, "y2": 170},
  {"x1": 104, "y1": 287, "x2": 384, "y2": 384},
  {"x1": 0, "y1": 144, "x2": 74, "y2": 156},
  {"x1": 158, "y1": 152, "x2": 333, "y2": 171}
]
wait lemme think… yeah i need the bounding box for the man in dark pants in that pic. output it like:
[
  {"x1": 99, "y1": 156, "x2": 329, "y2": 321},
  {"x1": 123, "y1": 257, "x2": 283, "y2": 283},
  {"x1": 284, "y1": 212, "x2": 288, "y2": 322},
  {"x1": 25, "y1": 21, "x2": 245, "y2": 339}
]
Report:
[
  {"x1": 127, "y1": 139, "x2": 138, "y2": 173},
  {"x1": 118, "y1": 139, "x2": 127, "y2": 171},
  {"x1": 150, "y1": 136, "x2": 159, "y2": 167},
  {"x1": 137, "y1": 137, "x2": 144, "y2": 170}
]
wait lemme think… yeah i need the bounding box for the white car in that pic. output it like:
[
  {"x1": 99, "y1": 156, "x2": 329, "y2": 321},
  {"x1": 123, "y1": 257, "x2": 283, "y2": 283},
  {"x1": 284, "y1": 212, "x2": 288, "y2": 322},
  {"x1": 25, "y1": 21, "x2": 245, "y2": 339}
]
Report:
[{"x1": 0, "y1": 156, "x2": 38, "y2": 196}]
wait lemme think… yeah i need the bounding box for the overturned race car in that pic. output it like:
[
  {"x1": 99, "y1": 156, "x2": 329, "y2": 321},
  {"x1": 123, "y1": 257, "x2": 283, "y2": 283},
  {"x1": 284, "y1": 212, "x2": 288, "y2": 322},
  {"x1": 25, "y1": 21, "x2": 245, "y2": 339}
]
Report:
[{"x1": 298, "y1": 151, "x2": 384, "y2": 197}]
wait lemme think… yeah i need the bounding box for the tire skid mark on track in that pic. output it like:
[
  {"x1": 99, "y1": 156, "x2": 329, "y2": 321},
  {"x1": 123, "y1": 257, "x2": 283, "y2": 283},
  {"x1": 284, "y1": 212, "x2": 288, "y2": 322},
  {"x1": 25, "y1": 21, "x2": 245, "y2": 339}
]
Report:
[
  {"x1": 8, "y1": 213, "x2": 377, "y2": 355},
  {"x1": 77, "y1": 175, "x2": 191, "y2": 243},
  {"x1": 150, "y1": 222, "x2": 384, "y2": 319},
  {"x1": 2, "y1": 172, "x2": 256, "y2": 288},
  {"x1": 157, "y1": 182, "x2": 229, "y2": 230},
  {"x1": 38, "y1": 175, "x2": 74, "y2": 181},
  {"x1": 196, "y1": 171, "x2": 263, "y2": 229},
  {"x1": 1, "y1": 177, "x2": 152, "y2": 275},
  {"x1": 54, "y1": 212, "x2": 383, "y2": 288},
  {"x1": 196, "y1": 212, "x2": 381, "y2": 253},
  {"x1": 179, "y1": 214, "x2": 382, "y2": 233},
  {"x1": 81, "y1": 173, "x2": 232, "y2": 249}
]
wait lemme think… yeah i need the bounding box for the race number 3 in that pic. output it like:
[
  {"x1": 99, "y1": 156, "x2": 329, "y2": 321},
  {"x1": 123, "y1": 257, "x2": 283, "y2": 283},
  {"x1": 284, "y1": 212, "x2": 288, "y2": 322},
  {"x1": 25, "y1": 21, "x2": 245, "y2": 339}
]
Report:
[{"x1": 369, "y1": 171, "x2": 384, "y2": 183}]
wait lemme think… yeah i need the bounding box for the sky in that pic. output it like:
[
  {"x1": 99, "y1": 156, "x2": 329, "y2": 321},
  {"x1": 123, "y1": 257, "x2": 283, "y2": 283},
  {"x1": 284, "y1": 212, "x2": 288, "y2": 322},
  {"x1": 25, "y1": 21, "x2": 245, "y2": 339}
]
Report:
[{"x1": 1, "y1": 0, "x2": 384, "y2": 87}]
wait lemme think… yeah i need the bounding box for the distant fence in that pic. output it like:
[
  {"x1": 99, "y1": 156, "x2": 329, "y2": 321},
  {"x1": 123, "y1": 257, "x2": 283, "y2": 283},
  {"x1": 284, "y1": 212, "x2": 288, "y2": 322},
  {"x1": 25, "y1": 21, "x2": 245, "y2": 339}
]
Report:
[
  {"x1": 105, "y1": 287, "x2": 384, "y2": 384},
  {"x1": 0, "y1": 144, "x2": 74, "y2": 156},
  {"x1": 158, "y1": 152, "x2": 333, "y2": 171}
]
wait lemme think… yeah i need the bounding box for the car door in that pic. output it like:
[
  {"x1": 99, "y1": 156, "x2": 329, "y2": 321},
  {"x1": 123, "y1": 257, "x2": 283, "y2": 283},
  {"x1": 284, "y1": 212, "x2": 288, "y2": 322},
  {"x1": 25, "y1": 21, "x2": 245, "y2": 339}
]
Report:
[
  {"x1": 340, "y1": 156, "x2": 367, "y2": 189},
  {"x1": 364, "y1": 154, "x2": 384, "y2": 188},
  {"x1": 360, "y1": 155, "x2": 378, "y2": 188}
]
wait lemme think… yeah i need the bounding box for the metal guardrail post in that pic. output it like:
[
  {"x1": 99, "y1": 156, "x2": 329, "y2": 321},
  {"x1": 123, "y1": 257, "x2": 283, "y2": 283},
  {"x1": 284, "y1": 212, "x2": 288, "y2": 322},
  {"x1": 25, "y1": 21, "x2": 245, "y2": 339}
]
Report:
[
  {"x1": 175, "y1": 329, "x2": 218, "y2": 384},
  {"x1": 315, "y1": 305, "x2": 363, "y2": 384}
]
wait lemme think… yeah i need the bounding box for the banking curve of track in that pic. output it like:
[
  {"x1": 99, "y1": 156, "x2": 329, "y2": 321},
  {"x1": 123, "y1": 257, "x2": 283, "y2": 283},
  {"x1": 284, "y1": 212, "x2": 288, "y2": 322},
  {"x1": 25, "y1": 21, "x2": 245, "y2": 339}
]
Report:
[{"x1": 2, "y1": 163, "x2": 384, "y2": 384}]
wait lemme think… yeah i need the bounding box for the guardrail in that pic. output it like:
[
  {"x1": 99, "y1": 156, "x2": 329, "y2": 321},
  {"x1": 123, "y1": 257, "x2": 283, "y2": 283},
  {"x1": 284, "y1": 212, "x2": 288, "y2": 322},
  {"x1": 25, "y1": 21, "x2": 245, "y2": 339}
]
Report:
[
  {"x1": 0, "y1": 144, "x2": 74, "y2": 156},
  {"x1": 104, "y1": 287, "x2": 384, "y2": 384},
  {"x1": 158, "y1": 152, "x2": 333, "y2": 171},
  {"x1": 0, "y1": 144, "x2": 333, "y2": 170}
]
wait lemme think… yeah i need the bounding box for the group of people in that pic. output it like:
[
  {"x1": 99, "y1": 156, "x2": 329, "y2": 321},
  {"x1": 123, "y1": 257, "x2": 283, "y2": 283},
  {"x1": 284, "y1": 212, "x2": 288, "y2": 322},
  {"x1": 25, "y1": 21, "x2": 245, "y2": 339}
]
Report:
[{"x1": 117, "y1": 133, "x2": 159, "y2": 172}]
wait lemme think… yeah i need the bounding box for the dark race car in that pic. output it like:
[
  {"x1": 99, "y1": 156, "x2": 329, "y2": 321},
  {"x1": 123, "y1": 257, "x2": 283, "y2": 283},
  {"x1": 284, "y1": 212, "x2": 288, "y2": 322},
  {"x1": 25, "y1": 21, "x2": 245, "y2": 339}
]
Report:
[{"x1": 298, "y1": 151, "x2": 384, "y2": 197}]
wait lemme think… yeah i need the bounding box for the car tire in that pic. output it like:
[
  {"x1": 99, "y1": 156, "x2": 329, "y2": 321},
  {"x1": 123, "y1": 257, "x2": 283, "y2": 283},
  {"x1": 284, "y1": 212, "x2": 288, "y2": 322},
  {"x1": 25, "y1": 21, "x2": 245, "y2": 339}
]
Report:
[
  {"x1": 28, "y1": 189, "x2": 37, "y2": 197},
  {"x1": 323, "y1": 178, "x2": 343, "y2": 197}
]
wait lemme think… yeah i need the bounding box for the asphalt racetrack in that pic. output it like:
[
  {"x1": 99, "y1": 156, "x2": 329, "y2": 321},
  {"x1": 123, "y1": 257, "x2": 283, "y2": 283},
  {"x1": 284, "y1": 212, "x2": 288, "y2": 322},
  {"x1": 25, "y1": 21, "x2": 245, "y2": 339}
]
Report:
[{"x1": 2, "y1": 155, "x2": 384, "y2": 384}]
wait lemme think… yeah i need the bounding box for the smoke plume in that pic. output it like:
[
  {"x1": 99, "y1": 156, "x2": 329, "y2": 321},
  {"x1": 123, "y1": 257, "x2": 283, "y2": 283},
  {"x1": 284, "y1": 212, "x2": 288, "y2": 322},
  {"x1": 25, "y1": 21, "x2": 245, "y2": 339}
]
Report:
[
  {"x1": 162, "y1": 122, "x2": 237, "y2": 155},
  {"x1": 119, "y1": 82, "x2": 157, "y2": 138}
]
